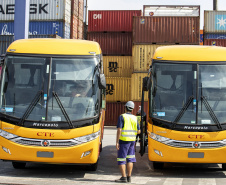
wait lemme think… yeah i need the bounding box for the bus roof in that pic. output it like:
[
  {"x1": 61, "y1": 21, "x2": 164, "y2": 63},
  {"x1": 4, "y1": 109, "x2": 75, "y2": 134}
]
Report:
[
  {"x1": 6, "y1": 39, "x2": 102, "y2": 56},
  {"x1": 153, "y1": 45, "x2": 226, "y2": 61}
]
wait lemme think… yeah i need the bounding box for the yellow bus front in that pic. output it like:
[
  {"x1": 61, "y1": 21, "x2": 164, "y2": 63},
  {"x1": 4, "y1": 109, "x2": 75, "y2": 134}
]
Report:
[
  {"x1": 147, "y1": 46, "x2": 226, "y2": 169},
  {"x1": 0, "y1": 39, "x2": 106, "y2": 170}
]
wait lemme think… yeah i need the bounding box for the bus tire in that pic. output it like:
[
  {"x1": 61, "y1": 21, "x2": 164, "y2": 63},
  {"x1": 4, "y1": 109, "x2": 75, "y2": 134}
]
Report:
[
  {"x1": 151, "y1": 161, "x2": 164, "y2": 170},
  {"x1": 87, "y1": 160, "x2": 99, "y2": 171},
  {"x1": 99, "y1": 142, "x2": 103, "y2": 153},
  {"x1": 12, "y1": 162, "x2": 26, "y2": 169},
  {"x1": 222, "y1": 164, "x2": 226, "y2": 170}
]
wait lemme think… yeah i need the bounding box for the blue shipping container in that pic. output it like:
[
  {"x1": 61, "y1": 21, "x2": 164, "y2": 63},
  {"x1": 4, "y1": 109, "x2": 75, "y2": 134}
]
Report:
[
  {"x1": 204, "y1": 33, "x2": 226, "y2": 39},
  {"x1": 0, "y1": 21, "x2": 70, "y2": 39}
]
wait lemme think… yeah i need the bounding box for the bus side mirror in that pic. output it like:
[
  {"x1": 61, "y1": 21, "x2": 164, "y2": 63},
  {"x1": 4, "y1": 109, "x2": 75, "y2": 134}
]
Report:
[
  {"x1": 98, "y1": 74, "x2": 106, "y2": 89},
  {"x1": 143, "y1": 77, "x2": 149, "y2": 91}
]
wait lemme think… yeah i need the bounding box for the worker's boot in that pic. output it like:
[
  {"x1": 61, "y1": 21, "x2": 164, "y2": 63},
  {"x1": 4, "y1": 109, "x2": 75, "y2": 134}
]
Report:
[
  {"x1": 115, "y1": 177, "x2": 127, "y2": 183},
  {"x1": 127, "y1": 176, "x2": 131, "y2": 183}
]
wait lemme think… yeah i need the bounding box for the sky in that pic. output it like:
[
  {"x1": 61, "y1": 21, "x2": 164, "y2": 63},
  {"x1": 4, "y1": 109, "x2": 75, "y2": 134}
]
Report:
[{"x1": 87, "y1": 0, "x2": 226, "y2": 29}]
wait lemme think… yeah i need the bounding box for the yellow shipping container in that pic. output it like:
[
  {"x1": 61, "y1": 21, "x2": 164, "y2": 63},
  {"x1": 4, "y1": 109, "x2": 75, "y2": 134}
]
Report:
[
  {"x1": 132, "y1": 45, "x2": 170, "y2": 72},
  {"x1": 106, "y1": 77, "x2": 131, "y2": 102},
  {"x1": 103, "y1": 56, "x2": 133, "y2": 77},
  {"x1": 131, "y1": 72, "x2": 149, "y2": 101}
]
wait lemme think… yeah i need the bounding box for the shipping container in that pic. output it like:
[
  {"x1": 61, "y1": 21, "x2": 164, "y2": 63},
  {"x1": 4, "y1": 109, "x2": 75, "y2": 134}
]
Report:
[
  {"x1": 0, "y1": 35, "x2": 61, "y2": 56},
  {"x1": 0, "y1": 21, "x2": 70, "y2": 39},
  {"x1": 71, "y1": 0, "x2": 79, "y2": 17},
  {"x1": 87, "y1": 32, "x2": 132, "y2": 55},
  {"x1": 88, "y1": 10, "x2": 142, "y2": 32},
  {"x1": 132, "y1": 45, "x2": 170, "y2": 72},
  {"x1": 105, "y1": 101, "x2": 148, "y2": 126},
  {"x1": 106, "y1": 77, "x2": 131, "y2": 102},
  {"x1": 143, "y1": 5, "x2": 200, "y2": 17},
  {"x1": 204, "y1": 39, "x2": 226, "y2": 47},
  {"x1": 78, "y1": 0, "x2": 84, "y2": 20},
  {"x1": 133, "y1": 16, "x2": 200, "y2": 45},
  {"x1": 131, "y1": 73, "x2": 149, "y2": 101},
  {"x1": 103, "y1": 56, "x2": 132, "y2": 77},
  {"x1": 204, "y1": 33, "x2": 226, "y2": 39},
  {"x1": 78, "y1": 19, "x2": 84, "y2": 39},
  {"x1": 204, "y1": 11, "x2": 226, "y2": 33},
  {"x1": 0, "y1": 0, "x2": 71, "y2": 23},
  {"x1": 70, "y1": 14, "x2": 78, "y2": 39}
]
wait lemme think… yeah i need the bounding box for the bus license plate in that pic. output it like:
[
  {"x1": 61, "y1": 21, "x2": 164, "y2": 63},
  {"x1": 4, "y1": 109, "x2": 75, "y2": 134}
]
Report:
[
  {"x1": 37, "y1": 151, "x2": 54, "y2": 158},
  {"x1": 188, "y1": 152, "x2": 204, "y2": 158}
]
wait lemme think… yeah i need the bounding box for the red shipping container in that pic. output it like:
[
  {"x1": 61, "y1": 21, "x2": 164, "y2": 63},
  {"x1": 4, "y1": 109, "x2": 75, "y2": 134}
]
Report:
[
  {"x1": 87, "y1": 32, "x2": 132, "y2": 56},
  {"x1": 133, "y1": 16, "x2": 200, "y2": 45},
  {"x1": 105, "y1": 101, "x2": 148, "y2": 126},
  {"x1": 204, "y1": 39, "x2": 226, "y2": 47},
  {"x1": 88, "y1": 10, "x2": 142, "y2": 32}
]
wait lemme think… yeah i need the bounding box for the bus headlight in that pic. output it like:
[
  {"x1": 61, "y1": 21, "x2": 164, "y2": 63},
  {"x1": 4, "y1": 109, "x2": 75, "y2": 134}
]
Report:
[
  {"x1": 149, "y1": 132, "x2": 170, "y2": 142},
  {"x1": 0, "y1": 129, "x2": 18, "y2": 140},
  {"x1": 74, "y1": 130, "x2": 100, "y2": 144}
]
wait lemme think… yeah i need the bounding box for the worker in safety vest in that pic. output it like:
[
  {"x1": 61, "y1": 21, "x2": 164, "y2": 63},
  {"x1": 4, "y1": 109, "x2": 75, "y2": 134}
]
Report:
[{"x1": 115, "y1": 101, "x2": 141, "y2": 183}]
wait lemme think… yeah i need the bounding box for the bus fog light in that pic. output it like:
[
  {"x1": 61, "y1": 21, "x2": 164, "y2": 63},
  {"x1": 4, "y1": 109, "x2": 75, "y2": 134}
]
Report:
[
  {"x1": 154, "y1": 149, "x2": 163, "y2": 157},
  {"x1": 81, "y1": 150, "x2": 91, "y2": 158},
  {"x1": 2, "y1": 146, "x2": 8, "y2": 153}
]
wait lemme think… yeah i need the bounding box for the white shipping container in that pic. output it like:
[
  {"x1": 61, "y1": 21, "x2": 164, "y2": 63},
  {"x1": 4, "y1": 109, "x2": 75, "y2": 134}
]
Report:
[
  {"x1": 204, "y1": 10, "x2": 226, "y2": 33},
  {"x1": 0, "y1": 0, "x2": 71, "y2": 23}
]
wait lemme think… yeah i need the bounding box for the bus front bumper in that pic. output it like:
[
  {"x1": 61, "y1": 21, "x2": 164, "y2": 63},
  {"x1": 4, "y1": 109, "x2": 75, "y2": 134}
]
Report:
[
  {"x1": 0, "y1": 137, "x2": 100, "y2": 164},
  {"x1": 149, "y1": 138, "x2": 226, "y2": 163}
]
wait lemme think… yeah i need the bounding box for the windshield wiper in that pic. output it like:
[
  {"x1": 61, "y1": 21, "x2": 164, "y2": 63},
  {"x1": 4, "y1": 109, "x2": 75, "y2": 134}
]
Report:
[
  {"x1": 52, "y1": 91, "x2": 73, "y2": 129},
  {"x1": 18, "y1": 90, "x2": 43, "y2": 126},
  {"x1": 172, "y1": 96, "x2": 194, "y2": 128},
  {"x1": 201, "y1": 96, "x2": 222, "y2": 130}
]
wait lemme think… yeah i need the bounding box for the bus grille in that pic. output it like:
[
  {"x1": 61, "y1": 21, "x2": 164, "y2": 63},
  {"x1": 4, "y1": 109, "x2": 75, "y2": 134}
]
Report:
[
  {"x1": 164, "y1": 140, "x2": 225, "y2": 149},
  {"x1": 12, "y1": 138, "x2": 79, "y2": 147}
]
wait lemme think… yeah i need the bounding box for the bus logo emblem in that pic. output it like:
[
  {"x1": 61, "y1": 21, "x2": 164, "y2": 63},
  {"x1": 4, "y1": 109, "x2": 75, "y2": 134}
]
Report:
[
  {"x1": 193, "y1": 142, "x2": 200, "y2": 148},
  {"x1": 42, "y1": 140, "x2": 50, "y2": 147}
]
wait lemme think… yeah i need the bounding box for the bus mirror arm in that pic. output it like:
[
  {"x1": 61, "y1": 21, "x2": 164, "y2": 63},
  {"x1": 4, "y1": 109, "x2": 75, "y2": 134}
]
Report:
[
  {"x1": 98, "y1": 74, "x2": 106, "y2": 89},
  {"x1": 142, "y1": 77, "x2": 149, "y2": 91},
  {"x1": 0, "y1": 54, "x2": 5, "y2": 66}
]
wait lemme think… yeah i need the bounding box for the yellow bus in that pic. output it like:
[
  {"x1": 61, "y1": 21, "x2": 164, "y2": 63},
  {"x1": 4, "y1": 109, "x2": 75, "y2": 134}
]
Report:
[
  {"x1": 141, "y1": 45, "x2": 226, "y2": 170},
  {"x1": 0, "y1": 39, "x2": 106, "y2": 171}
]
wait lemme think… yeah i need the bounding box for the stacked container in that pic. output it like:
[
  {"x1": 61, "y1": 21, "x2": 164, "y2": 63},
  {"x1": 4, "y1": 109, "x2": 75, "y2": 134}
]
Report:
[
  {"x1": 87, "y1": 10, "x2": 142, "y2": 126},
  {"x1": 132, "y1": 5, "x2": 200, "y2": 102},
  {"x1": 70, "y1": 0, "x2": 84, "y2": 39},
  {"x1": 204, "y1": 11, "x2": 226, "y2": 47}
]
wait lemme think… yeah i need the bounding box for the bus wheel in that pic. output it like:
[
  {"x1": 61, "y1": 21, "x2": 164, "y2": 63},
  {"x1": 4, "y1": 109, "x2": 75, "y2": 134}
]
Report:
[
  {"x1": 151, "y1": 161, "x2": 164, "y2": 170},
  {"x1": 222, "y1": 164, "x2": 226, "y2": 170},
  {"x1": 87, "y1": 160, "x2": 99, "y2": 171},
  {"x1": 12, "y1": 162, "x2": 26, "y2": 169},
  {"x1": 99, "y1": 142, "x2": 103, "y2": 153}
]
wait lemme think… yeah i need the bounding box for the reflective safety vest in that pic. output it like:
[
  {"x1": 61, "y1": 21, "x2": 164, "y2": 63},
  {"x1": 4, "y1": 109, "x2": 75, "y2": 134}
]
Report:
[
  {"x1": 120, "y1": 113, "x2": 138, "y2": 141},
  {"x1": 137, "y1": 116, "x2": 145, "y2": 133}
]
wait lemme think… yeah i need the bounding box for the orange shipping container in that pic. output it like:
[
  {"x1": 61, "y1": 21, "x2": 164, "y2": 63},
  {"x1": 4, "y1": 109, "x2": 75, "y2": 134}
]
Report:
[
  {"x1": 70, "y1": 14, "x2": 78, "y2": 39},
  {"x1": 131, "y1": 73, "x2": 149, "y2": 101},
  {"x1": 106, "y1": 77, "x2": 131, "y2": 102},
  {"x1": 103, "y1": 56, "x2": 132, "y2": 77},
  {"x1": 79, "y1": 0, "x2": 84, "y2": 20},
  {"x1": 71, "y1": 0, "x2": 79, "y2": 17}
]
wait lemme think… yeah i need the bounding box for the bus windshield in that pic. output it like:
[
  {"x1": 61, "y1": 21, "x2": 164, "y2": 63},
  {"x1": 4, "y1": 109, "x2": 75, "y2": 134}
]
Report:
[
  {"x1": 0, "y1": 55, "x2": 100, "y2": 123},
  {"x1": 151, "y1": 62, "x2": 226, "y2": 125}
]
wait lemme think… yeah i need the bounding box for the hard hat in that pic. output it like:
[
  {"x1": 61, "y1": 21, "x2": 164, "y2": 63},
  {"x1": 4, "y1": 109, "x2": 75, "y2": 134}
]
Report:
[{"x1": 125, "y1": 101, "x2": 135, "y2": 111}]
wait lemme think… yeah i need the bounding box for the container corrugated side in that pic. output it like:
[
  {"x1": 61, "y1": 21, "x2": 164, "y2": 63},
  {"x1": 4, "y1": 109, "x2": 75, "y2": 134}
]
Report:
[
  {"x1": 106, "y1": 77, "x2": 131, "y2": 102},
  {"x1": 204, "y1": 11, "x2": 226, "y2": 33},
  {"x1": 204, "y1": 33, "x2": 226, "y2": 39},
  {"x1": 131, "y1": 73, "x2": 149, "y2": 101},
  {"x1": 0, "y1": 21, "x2": 70, "y2": 39},
  {"x1": 204, "y1": 39, "x2": 226, "y2": 47},
  {"x1": 70, "y1": 14, "x2": 78, "y2": 39},
  {"x1": 103, "y1": 56, "x2": 132, "y2": 77},
  {"x1": 133, "y1": 16, "x2": 200, "y2": 44},
  {"x1": 132, "y1": 45, "x2": 170, "y2": 72},
  {"x1": 78, "y1": 0, "x2": 84, "y2": 20},
  {"x1": 0, "y1": 0, "x2": 71, "y2": 23},
  {"x1": 88, "y1": 10, "x2": 142, "y2": 32},
  {"x1": 71, "y1": 0, "x2": 79, "y2": 17},
  {"x1": 105, "y1": 101, "x2": 148, "y2": 126},
  {"x1": 87, "y1": 32, "x2": 132, "y2": 56}
]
